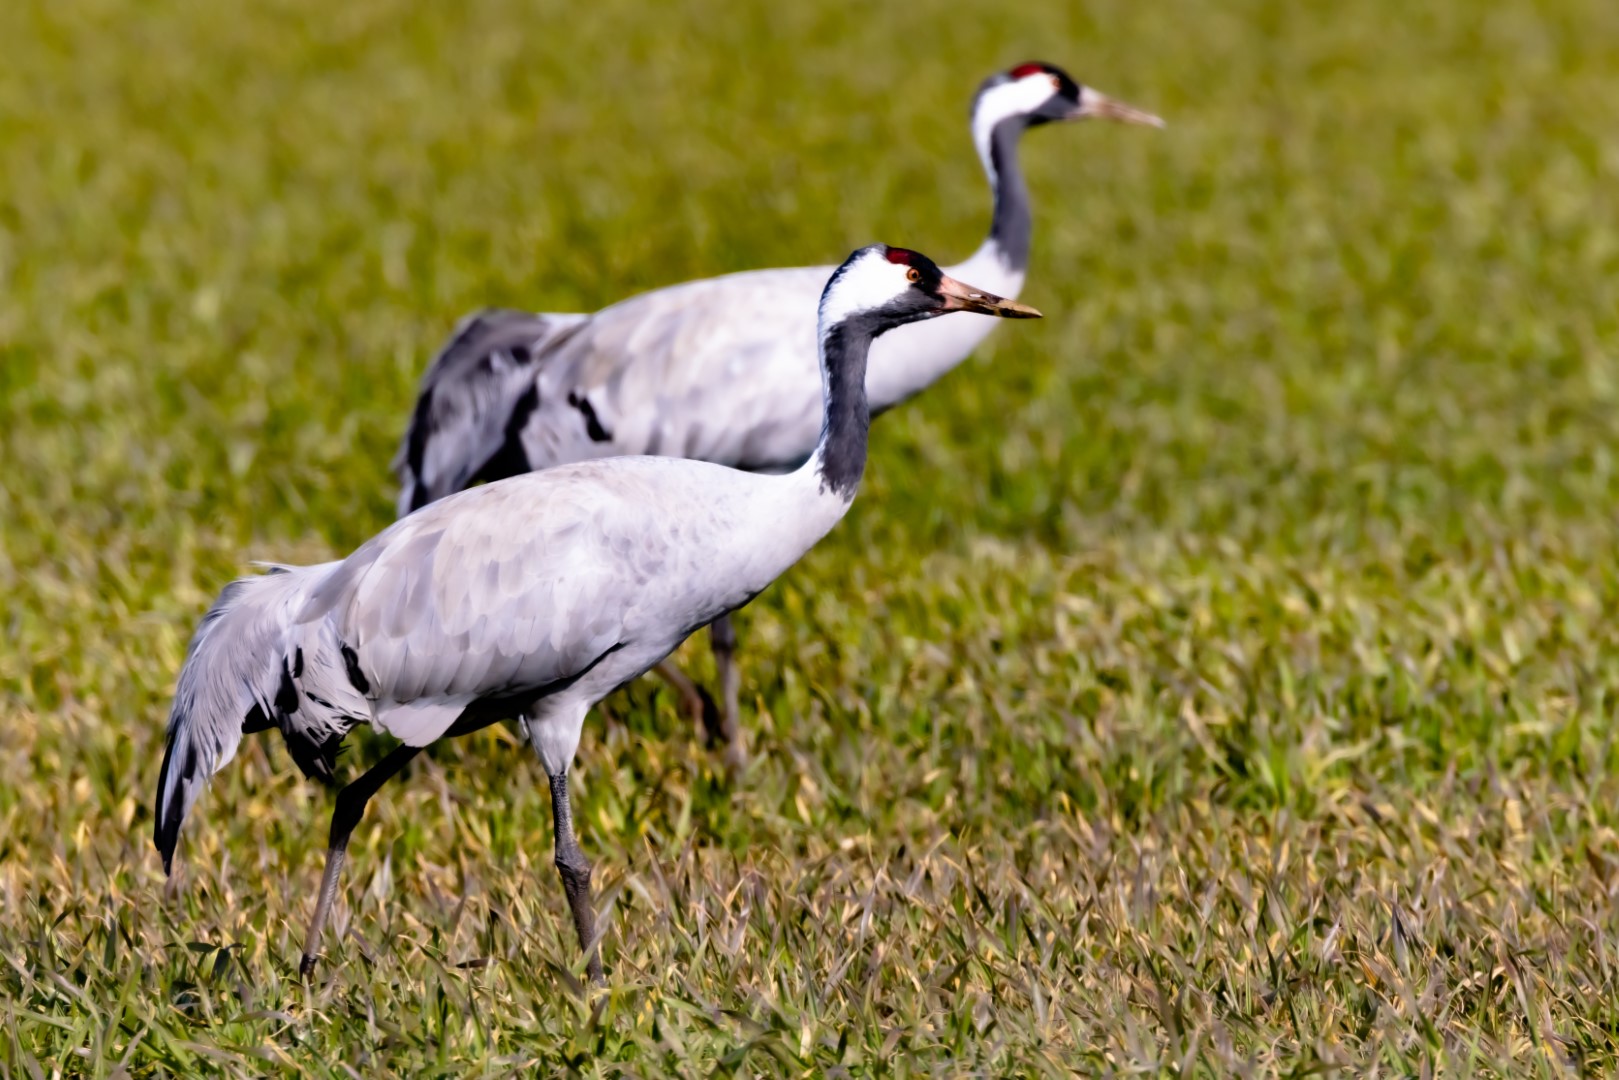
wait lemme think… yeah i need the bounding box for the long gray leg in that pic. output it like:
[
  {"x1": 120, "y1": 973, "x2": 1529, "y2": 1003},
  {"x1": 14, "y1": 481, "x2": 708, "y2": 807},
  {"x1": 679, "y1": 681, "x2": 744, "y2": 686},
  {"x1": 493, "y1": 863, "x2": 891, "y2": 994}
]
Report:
[
  {"x1": 709, "y1": 613, "x2": 745, "y2": 766},
  {"x1": 300, "y1": 743, "x2": 423, "y2": 977},
  {"x1": 548, "y1": 769, "x2": 604, "y2": 984}
]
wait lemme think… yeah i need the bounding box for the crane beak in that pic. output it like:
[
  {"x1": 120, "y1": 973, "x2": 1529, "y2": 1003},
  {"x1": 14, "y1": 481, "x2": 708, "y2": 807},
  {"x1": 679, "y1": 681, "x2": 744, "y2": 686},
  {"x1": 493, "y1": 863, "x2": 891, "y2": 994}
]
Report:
[
  {"x1": 936, "y1": 275, "x2": 1042, "y2": 319},
  {"x1": 1068, "y1": 88, "x2": 1165, "y2": 128}
]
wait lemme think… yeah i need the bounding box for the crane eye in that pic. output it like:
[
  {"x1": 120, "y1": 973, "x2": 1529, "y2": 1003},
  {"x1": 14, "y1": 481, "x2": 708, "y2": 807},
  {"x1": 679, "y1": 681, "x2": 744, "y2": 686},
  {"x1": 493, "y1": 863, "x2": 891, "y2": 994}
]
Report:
[
  {"x1": 905, "y1": 267, "x2": 921, "y2": 283},
  {"x1": 1049, "y1": 75, "x2": 1062, "y2": 92}
]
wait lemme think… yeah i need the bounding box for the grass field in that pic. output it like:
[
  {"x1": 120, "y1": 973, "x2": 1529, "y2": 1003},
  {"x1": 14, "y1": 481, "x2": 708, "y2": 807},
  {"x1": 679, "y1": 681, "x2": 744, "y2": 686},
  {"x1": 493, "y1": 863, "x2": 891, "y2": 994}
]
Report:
[{"x1": 4, "y1": 0, "x2": 1619, "y2": 1073}]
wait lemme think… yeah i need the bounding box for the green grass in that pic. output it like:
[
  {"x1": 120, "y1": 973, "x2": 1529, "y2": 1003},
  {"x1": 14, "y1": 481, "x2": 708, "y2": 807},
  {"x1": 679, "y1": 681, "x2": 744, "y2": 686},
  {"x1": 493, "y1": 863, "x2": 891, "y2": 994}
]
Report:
[{"x1": 4, "y1": 0, "x2": 1619, "y2": 1072}]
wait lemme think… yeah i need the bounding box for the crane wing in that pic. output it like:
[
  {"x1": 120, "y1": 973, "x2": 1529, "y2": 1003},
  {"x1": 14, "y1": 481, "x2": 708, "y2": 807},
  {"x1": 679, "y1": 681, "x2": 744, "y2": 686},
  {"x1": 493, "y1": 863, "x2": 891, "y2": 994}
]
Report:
[
  {"x1": 303, "y1": 466, "x2": 709, "y2": 743},
  {"x1": 550, "y1": 266, "x2": 830, "y2": 467},
  {"x1": 393, "y1": 309, "x2": 589, "y2": 516}
]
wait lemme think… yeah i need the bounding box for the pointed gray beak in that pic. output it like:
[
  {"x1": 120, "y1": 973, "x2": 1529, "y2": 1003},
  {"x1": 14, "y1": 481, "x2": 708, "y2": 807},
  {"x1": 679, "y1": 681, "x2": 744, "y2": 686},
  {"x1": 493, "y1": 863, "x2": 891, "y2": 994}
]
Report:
[
  {"x1": 1068, "y1": 88, "x2": 1165, "y2": 128},
  {"x1": 937, "y1": 275, "x2": 1042, "y2": 319}
]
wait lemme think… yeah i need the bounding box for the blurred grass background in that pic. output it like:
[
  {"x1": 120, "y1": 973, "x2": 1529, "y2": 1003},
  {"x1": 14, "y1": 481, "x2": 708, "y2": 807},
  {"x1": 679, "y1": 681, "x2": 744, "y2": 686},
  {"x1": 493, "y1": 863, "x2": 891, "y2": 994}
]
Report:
[{"x1": 3, "y1": 0, "x2": 1619, "y2": 1072}]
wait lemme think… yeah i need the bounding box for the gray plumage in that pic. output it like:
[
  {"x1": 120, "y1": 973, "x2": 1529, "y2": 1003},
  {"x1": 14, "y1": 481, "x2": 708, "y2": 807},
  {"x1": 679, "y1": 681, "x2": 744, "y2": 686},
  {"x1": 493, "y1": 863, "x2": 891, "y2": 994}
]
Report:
[
  {"x1": 155, "y1": 561, "x2": 349, "y2": 869},
  {"x1": 153, "y1": 245, "x2": 1040, "y2": 979},
  {"x1": 395, "y1": 310, "x2": 588, "y2": 514}
]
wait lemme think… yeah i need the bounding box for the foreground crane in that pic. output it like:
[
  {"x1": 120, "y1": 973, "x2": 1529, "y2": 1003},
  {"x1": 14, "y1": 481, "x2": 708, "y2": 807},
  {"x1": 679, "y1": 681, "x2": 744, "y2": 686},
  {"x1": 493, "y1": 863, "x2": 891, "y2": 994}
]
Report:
[{"x1": 155, "y1": 245, "x2": 1039, "y2": 981}]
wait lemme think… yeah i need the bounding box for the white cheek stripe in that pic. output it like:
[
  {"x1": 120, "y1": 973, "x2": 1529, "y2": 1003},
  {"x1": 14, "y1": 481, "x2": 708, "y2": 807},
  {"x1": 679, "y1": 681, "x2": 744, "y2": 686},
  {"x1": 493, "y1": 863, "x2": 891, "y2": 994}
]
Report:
[
  {"x1": 971, "y1": 77, "x2": 1059, "y2": 188},
  {"x1": 818, "y1": 253, "x2": 910, "y2": 332}
]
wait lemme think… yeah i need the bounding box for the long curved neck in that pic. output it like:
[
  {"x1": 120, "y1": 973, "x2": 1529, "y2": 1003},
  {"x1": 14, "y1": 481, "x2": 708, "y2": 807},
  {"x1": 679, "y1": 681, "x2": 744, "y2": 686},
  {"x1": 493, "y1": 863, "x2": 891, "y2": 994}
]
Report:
[
  {"x1": 808, "y1": 319, "x2": 873, "y2": 499},
  {"x1": 975, "y1": 116, "x2": 1032, "y2": 274}
]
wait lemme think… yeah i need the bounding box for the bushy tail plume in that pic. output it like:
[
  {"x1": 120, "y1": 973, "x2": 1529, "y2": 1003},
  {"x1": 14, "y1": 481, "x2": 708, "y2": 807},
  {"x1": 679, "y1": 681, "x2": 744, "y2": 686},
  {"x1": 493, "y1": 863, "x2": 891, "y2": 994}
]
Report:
[
  {"x1": 393, "y1": 309, "x2": 589, "y2": 518},
  {"x1": 153, "y1": 563, "x2": 338, "y2": 873}
]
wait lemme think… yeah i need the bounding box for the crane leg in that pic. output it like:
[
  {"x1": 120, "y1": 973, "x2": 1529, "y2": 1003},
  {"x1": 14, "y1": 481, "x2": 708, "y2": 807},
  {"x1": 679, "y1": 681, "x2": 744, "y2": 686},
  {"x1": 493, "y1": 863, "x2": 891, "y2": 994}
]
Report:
[
  {"x1": 548, "y1": 769, "x2": 605, "y2": 984},
  {"x1": 650, "y1": 660, "x2": 719, "y2": 740},
  {"x1": 299, "y1": 743, "x2": 422, "y2": 977},
  {"x1": 709, "y1": 614, "x2": 745, "y2": 768}
]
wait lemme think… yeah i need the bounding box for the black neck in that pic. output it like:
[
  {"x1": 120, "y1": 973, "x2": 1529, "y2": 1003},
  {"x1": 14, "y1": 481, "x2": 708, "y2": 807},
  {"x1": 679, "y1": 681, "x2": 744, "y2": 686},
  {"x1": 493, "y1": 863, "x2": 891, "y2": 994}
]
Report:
[
  {"x1": 814, "y1": 319, "x2": 874, "y2": 498},
  {"x1": 986, "y1": 117, "x2": 1032, "y2": 272}
]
